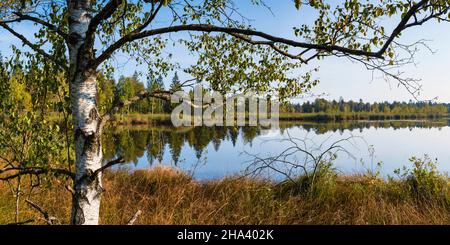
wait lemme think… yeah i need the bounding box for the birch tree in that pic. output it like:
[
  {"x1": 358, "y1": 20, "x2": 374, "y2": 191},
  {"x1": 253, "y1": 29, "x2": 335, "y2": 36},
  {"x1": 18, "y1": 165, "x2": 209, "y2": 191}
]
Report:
[{"x1": 0, "y1": 0, "x2": 449, "y2": 225}]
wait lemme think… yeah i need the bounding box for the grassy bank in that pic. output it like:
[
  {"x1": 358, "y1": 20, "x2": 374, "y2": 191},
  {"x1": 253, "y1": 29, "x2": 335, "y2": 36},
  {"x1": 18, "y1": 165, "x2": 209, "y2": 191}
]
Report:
[
  {"x1": 2, "y1": 159, "x2": 450, "y2": 225},
  {"x1": 112, "y1": 112, "x2": 448, "y2": 125},
  {"x1": 46, "y1": 112, "x2": 448, "y2": 126}
]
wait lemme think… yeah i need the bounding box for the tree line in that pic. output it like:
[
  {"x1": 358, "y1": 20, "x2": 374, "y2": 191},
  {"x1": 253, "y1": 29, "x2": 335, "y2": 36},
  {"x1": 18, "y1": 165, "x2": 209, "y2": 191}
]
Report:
[
  {"x1": 281, "y1": 98, "x2": 449, "y2": 115},
  {"x1": 3, "y1": 60, "x2": 448, "y2": 119}
]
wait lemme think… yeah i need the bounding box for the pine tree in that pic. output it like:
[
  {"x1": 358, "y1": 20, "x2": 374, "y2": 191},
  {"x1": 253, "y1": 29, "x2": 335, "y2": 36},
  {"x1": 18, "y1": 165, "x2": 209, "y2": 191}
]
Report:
[
  {"x1": 149, "y1": 75, "x2": 165, "y2": 113},
  {"x1": 170, "y1": 72, "x2": 181, "y2": 92}
]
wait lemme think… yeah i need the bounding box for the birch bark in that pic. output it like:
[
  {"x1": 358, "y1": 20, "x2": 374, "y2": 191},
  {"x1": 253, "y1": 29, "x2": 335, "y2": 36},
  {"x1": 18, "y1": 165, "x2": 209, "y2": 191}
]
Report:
[{"x1": 68, "y1": 0, "x2": 103, "y2": 225}]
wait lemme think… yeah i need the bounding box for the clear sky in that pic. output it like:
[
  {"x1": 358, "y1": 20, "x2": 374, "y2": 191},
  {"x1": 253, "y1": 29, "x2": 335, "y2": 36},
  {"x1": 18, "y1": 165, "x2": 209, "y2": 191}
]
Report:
[{"x1": 1, "y1": 1, "x2": 449, "y2": 103}]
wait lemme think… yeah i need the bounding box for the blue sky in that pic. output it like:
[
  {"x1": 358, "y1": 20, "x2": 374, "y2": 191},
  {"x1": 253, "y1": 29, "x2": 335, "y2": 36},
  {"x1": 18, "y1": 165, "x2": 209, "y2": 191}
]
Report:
[{"x1": 1, "y1": 1, "x2": 449, "y2": 103}]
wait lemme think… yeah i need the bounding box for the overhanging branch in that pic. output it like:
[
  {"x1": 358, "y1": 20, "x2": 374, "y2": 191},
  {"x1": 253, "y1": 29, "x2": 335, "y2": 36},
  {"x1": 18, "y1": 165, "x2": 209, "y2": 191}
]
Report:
[
  {"x1": 0, "y1": 166, "x2": 75, "y2": 181},
  {"x1": 0, "y1": 22, "x2": 68, "y2": 71},
  {"x1": 91, "y1": 0, "x2": 437, "y2": 70},
  {"x1": 100, "y1": 90, "x2": 172, "y2": 128},
  {"x1": 7, "y1": 12, "x2": 68, "y2": 40},
  {"x1": 92, "y1": 23, "x2": 382, "y2": 68},
  {"x1": 88, "y1": 0, "x2": 125, "y2": 33}
]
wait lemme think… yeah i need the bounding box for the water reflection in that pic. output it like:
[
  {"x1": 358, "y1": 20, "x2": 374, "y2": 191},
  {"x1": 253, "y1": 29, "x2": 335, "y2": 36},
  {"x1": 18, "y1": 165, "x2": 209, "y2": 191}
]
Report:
[
  {"x1": 102, "y1": 119, "x2": 450, "y2": 179},
  {"x1": 103, "y1": 125, "x2": 263, "y2": 165}
]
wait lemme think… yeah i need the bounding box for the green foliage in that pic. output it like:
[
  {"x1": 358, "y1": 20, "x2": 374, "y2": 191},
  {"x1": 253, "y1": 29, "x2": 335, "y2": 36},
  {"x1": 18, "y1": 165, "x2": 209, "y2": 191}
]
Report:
[
  {"x1": 394, "y1": 156, "x2": 450, "y2": 201},
  {"x1": 97, "y1": 73, "x2": 116, "y2": 113},
  {"x1": 115, "y1": 74, "x2": 149, "y2": 113},
  {"x1": 146, "y1": 74, "x2": 167, "y2": 114},
  {"x1": 0, "y1": 55, "x2": 69, "y2": 183},
  {"x1": 169, "y1": 72, "x2": 181, "y2": 92},
  {"x1": 183, "y1": 33, "x2": 318, "y2": 99},
  {"x1": 278, "y1": 161, "x2": 338, "y2": 199}
]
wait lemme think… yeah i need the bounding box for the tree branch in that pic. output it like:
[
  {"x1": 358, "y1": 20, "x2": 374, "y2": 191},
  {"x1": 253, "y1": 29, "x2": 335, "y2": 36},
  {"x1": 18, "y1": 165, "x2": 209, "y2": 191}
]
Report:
[
  {"x1": 91, "y1": 0, "x2": 437, "y2": 69},
  {"x1": 0, "y1": 22, "x2": 68, "y2": 71},
  {"x1": 134, "y1": 1, "x2": 163, "y2": 33},
  {"x1": 85, "y1": 0, "x2": 125, "y2": 48},
  {"x1": 0, "y1": 166, "x2": 75, "y2": 181},
  {"x1": 89, "y1": 0, "x2": 125, "y2": 32},
  {"x1": 377, "y1": 0, "x2": 429, "y2": 56},
  {"x1": 79, "y1": 157, "x2": 126, "y2": 183},
  {"x1": 100, "y1": 90, "x2": 172, "y2": 128},
  {"x1": 92, "y1": 23, "x2": 381, "y2": 68},
  {"x1": 228, "y1": 32, "x2": 308, "y2": 63},
  {"x1": 99, "y1": 87, "x2": 214, "y2": 129},
  {"x1": 7, "y1": 12, "x2": 68, "y2": 40},
  {"x1": 25, "y1": 199, "x2": 60, "y2": 225},
  {"x1": 85, "y1": 0, "x2": 163, "y2": 64}
]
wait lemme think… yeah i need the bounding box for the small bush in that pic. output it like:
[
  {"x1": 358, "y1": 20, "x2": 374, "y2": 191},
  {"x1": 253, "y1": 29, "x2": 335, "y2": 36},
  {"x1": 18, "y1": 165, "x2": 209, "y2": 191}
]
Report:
[
  {"x1": 395, "y1": 156, "x2": 450, "y2": 202},
  {"x1": 275, "y1": 161, "x2": 337, "y2": 198}
]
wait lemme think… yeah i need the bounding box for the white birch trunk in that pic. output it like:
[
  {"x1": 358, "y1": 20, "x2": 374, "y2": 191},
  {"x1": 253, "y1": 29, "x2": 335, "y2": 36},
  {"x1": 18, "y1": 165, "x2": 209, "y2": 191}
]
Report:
[{"x1": 68, "y1": 0, "x2": 103, "y2": 225}]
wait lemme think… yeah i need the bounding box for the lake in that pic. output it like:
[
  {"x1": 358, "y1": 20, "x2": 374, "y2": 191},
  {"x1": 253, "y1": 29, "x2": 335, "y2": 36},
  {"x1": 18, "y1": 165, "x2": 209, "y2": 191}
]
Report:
[{"x1": 103, "y1": 119, "x2": 450, "y2": 180}]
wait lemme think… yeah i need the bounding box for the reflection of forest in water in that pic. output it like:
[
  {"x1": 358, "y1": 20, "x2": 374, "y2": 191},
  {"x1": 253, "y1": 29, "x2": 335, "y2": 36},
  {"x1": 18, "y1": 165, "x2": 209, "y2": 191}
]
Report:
[{"x1": 102, "y1": 119, "x2": 450, "y2": 166}]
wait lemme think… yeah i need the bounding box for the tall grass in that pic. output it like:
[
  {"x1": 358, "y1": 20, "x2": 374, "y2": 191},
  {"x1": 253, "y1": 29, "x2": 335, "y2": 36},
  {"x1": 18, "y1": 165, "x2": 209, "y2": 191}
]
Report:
[{"x1": 1, "y1": 157, "x2": 450, "y2": 224}]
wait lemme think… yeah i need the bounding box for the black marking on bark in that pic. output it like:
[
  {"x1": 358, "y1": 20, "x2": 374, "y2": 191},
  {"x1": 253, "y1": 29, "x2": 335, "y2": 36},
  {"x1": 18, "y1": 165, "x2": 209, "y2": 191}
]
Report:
[
  {"x1": 93, "y1": 176, "x2": 105, "y2": 199},
  {"x1": 71, "y1": 189, "x2": 87, "y2": 225},
  {"x1": 85, "y1": 107, "x2": 99, "y2": 125},
  {"x1": 85, "y1": 169, "x2": 95, "y2": 180},
  {"x1": 81, "y1": 169, "x2": 104, "y2": 199},
  {"x1": 81, "y1": 108, "x2": 101, "y2": 154},
  {"x1": 73, "y1": 205, "x2": 85, "y2": 225},
  {"x1": 81, "y1": 133, "x2": 100, "y2": 157}
]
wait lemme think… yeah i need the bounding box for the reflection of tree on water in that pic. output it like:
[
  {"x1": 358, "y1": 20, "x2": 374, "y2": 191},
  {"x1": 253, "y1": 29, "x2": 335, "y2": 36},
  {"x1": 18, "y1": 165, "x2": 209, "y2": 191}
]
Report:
[
  {"x1": 102, "y1": 126, "x2": 250, "y2": 165},
  {"x1": 228, "y1": 127, "x2": 239, "y2": 147},
  {"x1": 102, "y1": 120, "x2": 449, "y2": 166},
  {"x1": 241, "y1": 127, "x2": 261, "y2": 146},
  {"x1": 212, "y1": 127, "x2": 227, "y2": 152},
  {"x1": 297, "y1": 119, "x2": 448, "y2": 134},
  {"x1": 169, "y1": 130, "x2": 183, "y2": 165},
  {"x1": 147, "y1": 129, "x2": 166, "y2": 164}
]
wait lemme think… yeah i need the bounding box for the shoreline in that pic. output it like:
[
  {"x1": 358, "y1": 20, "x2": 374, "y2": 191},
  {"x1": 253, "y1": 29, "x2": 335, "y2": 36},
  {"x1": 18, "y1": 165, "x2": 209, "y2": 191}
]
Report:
[{"x1": 112, "y1": 112, "x2": 449, "y2": 125}]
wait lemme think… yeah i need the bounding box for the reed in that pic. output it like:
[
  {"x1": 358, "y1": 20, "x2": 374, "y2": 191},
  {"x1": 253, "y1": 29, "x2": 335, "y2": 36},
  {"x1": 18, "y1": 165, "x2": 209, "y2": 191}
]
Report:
[{"x1": 2, "y1": 162, "x2": 450, "y2": 225}]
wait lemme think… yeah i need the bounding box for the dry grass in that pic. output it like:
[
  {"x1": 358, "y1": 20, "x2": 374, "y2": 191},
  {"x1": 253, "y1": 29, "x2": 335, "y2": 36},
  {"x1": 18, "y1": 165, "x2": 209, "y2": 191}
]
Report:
[{"x1": 1, "y1": 166, "x2": 450, "y2": 225}]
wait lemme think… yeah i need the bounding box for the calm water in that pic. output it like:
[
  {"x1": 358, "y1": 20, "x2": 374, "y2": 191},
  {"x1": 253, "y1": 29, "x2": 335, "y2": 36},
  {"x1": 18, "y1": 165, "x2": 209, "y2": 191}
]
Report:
[{"x1": 103, "y1": 119, "x2": 450, "y2": 180}]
